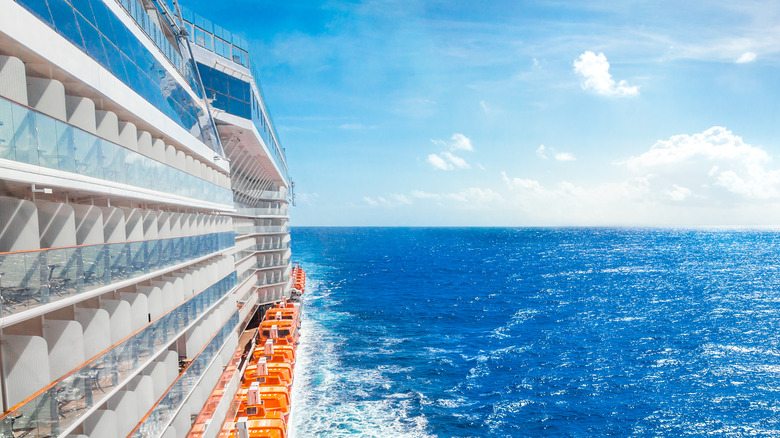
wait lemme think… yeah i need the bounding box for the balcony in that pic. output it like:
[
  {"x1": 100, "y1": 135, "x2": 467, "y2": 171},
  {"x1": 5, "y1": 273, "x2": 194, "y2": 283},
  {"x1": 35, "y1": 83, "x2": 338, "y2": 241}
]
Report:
[
  {"x1": 0, "y1": 96, "x2": 232, "y2": 206},
  {"x1": 252, "y1": 259, "x2": 290, "y2": 271},
  {"x1": 130, "y1": 311, "x2": 240, "y2": 437},
  {"x1": 0, "y1": 232, "x2": 235, "y2": 317},
  {"x1": 0, "y1": 273, "x2": 237, "y2": 438},
  {"x1": 233, "y1": 225, "x2": 289, "y2": 236},
  {"x1": 235, "y1": 206, "x2": 289, "y2": 217}
]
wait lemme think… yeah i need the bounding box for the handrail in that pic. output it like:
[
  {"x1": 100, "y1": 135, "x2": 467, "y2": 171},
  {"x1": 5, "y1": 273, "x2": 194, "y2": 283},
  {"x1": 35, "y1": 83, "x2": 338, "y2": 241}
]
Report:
[
  {"x1": 0, "y1": 96, "x2": 232, "y2": 206},
  {"x1": 0, "y1": 231, "x2": 234, "y2": 256},
  {"x1": 0, "y1": 272, "x2": 238, "y2": 437},
  {"x1": 130, "y1": 311, "x2": 240, "y2": 437},
  {"x1": 0, "y1": 232, "x2": 235, "y2": 317}
]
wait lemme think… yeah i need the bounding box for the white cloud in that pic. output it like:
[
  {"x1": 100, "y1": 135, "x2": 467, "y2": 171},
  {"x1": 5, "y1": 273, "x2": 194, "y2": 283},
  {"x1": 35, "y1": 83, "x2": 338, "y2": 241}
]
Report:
[
  {"x1": 427, "y1": 153, "x2": 452, "y2": 170},
  {"x1": 554, "y1": 152, "x2": 577, "y2": 162},
  {"x1": 450, "y1": 133, "x2": 473, "y2": 151},
  {"x1": 536, "y1": 144, "x2": 576, "y2": 161},
  {"x1": 412, "y1": 187, "x2": 504, "y2": 208},
  {"x1": 621, "y1": 126, "x2": 780, "y2": 200},
  {"x1": 573, "y1": 51, "x2": 639, "y2": 97},
  {"x1": 442, "y1": 152, "x2": 471, "y2": 169},
  {"x1": 500, "y1": 127, "x2": 780, "y2": 225},
  {"x1": 427, "y1": 152, "x2": 471, "y2": 170},
  {"x1": 536, "y1": 144, "x2": 548, "y2": 159},
  {"x1": 665, "y1": 184, "x2": 692, "y2": 201},
  {"x1": 736, "y1": 52, "x2": 757, "y2": 63},
  {"x1": 427, "y1": 134, "x2": 474, "y2": 170},
  {"x1": 364, "y1": 194, "x2": 411, "y2": 207}
]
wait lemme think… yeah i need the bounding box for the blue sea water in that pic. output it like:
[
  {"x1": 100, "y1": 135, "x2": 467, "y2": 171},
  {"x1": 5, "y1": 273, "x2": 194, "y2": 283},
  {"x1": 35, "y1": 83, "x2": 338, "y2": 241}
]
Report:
[{"x1": 287, "y1": 227, "x2": 780, "y2": 437}]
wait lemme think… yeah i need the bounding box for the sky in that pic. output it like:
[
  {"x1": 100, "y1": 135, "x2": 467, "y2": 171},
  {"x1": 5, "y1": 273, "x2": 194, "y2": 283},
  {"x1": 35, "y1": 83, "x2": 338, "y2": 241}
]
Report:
[{"x1": 185, "y1": 0, "x2": 780, "y2": 226}]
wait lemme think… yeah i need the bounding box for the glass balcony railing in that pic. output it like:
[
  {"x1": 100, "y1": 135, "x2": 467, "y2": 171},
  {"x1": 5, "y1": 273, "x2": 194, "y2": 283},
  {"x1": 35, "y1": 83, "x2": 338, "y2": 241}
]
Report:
[
  {"x1": 235, "y1": 206, "x2": 289, "y2": 216},
  {"x1": 188, "y1": 336, "x2": 245, "y2": 438},
  {"x1": 233, "y1": 225, "x2": 289, "y2": 235},
  {"x1": 256, "y1": 190, "x2": 287, "y2": 201},
  {"x1": 251, "y1": 259, "x2": 290, "y2": 270},
  {"x1": 235, "y1": 243, "x2": 290, "y2": 260},
  {"x1": 131, "y1": 311, "x2": 240, "y2": 438},
  {"x1": 0, "y1": 272, "x2": 238, "y2": 438},
  {"x1": 0, "y1": 96, "x2": 232, "y2": 206},
  {"x1": 12, "y1": 0, "x2": 222, "y2": 152},
  {"x1": 0, "y1": 232, "x2": 235, "y2": 317},
  {"x1": 257, "y1": 272, "x2": 288, "y2": 287},
  {"x1": 178, "y1": 8, "x2": 289, "y2": 185}
]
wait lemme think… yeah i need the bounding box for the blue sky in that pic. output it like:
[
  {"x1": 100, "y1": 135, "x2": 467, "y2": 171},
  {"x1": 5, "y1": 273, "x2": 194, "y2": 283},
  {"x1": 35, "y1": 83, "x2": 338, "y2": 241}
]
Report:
[{"x1": 186, "y1": 0, "x2": 780, "y2": 226}]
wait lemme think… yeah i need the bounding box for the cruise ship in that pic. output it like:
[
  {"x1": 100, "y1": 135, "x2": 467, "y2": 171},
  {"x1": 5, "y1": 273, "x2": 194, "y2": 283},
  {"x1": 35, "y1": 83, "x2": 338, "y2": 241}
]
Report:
[{"x1": 0, "y1": 0, "x2": 297, "y2": 436}]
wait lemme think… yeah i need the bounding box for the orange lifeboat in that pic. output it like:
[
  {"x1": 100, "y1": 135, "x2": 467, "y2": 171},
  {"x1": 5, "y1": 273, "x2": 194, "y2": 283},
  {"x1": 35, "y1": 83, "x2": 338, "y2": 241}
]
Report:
[{"x1": 224, "y1": 268, "x2": 304, "y2": 438}]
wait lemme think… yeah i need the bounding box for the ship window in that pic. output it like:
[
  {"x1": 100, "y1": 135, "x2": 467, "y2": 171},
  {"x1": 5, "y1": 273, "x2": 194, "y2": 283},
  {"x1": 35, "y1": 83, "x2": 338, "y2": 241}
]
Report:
[
  {"x1": 77, "y1": 14, "x2": 110, "y2": 70},
  {"x1": 71, "y1": 0, "x2": 96, "y2": 26},
  {"x1": 18, "y1": 0, "x2": 54, "y2": 25},
  {"x1": 197, "y1": 63, "x2": 212, "y2": 88},
  {"x1": 48, "y1": 0, "x2": 86, "y2": 50},
  {"x1": 212, "y1": 69, "x2": 228, "y2": 95}
]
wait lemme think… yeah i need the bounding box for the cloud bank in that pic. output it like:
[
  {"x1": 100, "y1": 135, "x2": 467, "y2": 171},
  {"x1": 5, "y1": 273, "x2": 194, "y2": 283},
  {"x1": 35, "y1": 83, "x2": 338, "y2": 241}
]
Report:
[{"x1": 372, "y1": 127, "x2": 780, "y2": 225}]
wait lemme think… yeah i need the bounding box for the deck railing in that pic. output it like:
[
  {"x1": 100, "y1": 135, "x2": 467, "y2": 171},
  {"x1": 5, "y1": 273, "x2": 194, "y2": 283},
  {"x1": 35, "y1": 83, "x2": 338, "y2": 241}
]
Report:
[
  {"x1": 0, "y1": 232, "x2": 235, "y2": 317},
  {"x1": 0, "y1": 273, "x2": 237, "y2": 438},
  {"x1": 0, "y1": 96, "x2": 232, "y2": 206},
  {"x1": 131, "y1": 311, "x2": 240, "y2": 437}
]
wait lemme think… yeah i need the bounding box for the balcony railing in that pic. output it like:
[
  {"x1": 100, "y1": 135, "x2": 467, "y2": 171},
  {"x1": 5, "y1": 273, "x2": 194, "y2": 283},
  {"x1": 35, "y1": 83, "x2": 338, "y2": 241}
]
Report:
[
  {"x1": 0, "y1": 273, "x2": 238, "y2": 438},
  {"x1": 252, "y1": 259, "x2": 290, "y2": 270},
  {"x1": 235, "y1": 243, "x2": 290, "y2": 260},
  {"x1": 187, "y1": 335, "x2": 245, "y2": 438},
  {"x1": 233, "y1": 225, "x2": 289, "y2": 236},
  {"x1": 235, "y1": 207, "x2": 289, "y2": 217},
  {"x1": 0, "y1": 96, "x2": 232, "y2": 206},
  {"x1": 131, "y1": 311, "x2": 240, "y2": 437},
  {"x1": 0, "y1": 232, "x2": 235, "y2": 317},
  {"x1": 256, "y1": 190, "x2": 287, "y2": 200},
  {"x1": 235, "y1": 262, "x2": 290, "y2": 287}
]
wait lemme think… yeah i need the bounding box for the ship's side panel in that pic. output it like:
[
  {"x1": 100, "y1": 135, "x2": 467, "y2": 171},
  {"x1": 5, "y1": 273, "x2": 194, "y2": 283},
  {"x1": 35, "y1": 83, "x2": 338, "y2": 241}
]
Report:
[{"x1": 0, "y1": 0, "x2": 292, "y2": 437}]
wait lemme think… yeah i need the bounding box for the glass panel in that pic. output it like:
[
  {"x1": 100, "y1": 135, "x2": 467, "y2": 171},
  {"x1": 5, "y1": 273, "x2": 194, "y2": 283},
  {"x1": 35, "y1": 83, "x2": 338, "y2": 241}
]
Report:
[
  {"x1": 1, "y1": 96, "x2": 231, "y2": 205},
  {"x1": 212, "y1": 69, "x2": 228, "y2": 95},
  {"x1": 77, "y1": 14, "x2": 109, "y2": 69},
  {"x1": 18, "y1": 0, "x2": 54, "y2": 25},
  {"x1": 73, "y1": 129, "x2": 101, "y2": 178},
  {"x1": 35, "y1": 111, "x2": 59, "y2": 169},
  {"x1": 47, "y1": 0, "x2": 85, "y2": 50},
  {"x1": 70, "y1": 0, "x2": 96, "y2": 26},
  {"x1": 0, "y1": 232, "x2": 234, "y2": 318},
  {"x1": 132, "y1": 311, "x2": 240, "y2": 438},
  {"x1": 0, "y1": 98, "x2": 14, "y2": 160},
  {"x1": 11, "y1": 105, "x2": 38, "y2": 166},
  {"x1": 103, "y1": 37, "x2": 130, "y2": 84},
  {"x1": 56, "y1": 122, "x2": 76, "y2": 173},
  {"x1": 0, "y1": 273, "x2": 238, "y2": 436}
]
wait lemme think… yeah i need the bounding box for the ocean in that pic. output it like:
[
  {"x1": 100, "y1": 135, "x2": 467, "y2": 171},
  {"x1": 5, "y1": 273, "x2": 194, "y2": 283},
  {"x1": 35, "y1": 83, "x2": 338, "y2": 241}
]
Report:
[{"x1": 287, "y1": 227, "x2": 780, "y2": 437}]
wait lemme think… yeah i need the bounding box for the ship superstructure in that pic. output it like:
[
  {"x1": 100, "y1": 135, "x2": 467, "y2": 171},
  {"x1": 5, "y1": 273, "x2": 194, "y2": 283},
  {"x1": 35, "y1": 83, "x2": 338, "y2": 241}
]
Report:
[{"x1": 0, "y1": 0, "x2": 293, "y2": 436}]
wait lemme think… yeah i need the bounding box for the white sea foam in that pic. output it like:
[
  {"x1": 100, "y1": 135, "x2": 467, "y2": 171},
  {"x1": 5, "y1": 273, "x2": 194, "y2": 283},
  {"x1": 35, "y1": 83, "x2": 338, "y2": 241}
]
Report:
[
  {"x1": 289, "y1": 277, "x2": 434, "y2": 438},
  {"x1": 703, "y1": 343, "x2": 780, "y2": 357},
  {"x1": 491, "y1": 308, "x2": 538, "y2": 339}
]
